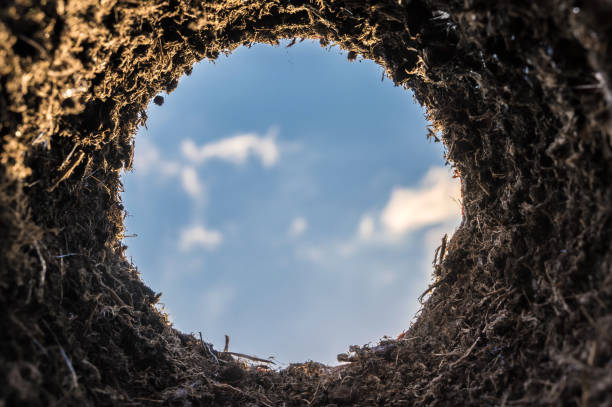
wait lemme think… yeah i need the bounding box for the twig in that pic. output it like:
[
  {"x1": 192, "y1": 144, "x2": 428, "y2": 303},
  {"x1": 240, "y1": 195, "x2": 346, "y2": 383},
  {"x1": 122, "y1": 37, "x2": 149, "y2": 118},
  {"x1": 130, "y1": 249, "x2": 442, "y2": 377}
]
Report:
[
  {"x1": 59, "y1": 346, "x2": 79, "y2": 390},
  {"x1": 49, "y1": 150, "x2": 86, "y2": 192},
  {"x1": 132, "y1": 397, "x2": 163, "y2": 404},
  {"x1": 307, "y1": 381, "x2": 321, "y2": 405},
  {"x1": 57, "y1": 143, "x2": 79, "y2": 172},
  {"x1": 89, "y1": 174, "x2": 111, "y2": 195},
  {"x1": 439, "y1": 234, "x2": 448, "y2": 263},
  {"x1": 98, "y1": 280, "x2": 127, "y2": 307},
  {"x1": 33, "y1": 241, "x2": 47, "y2": 302},
  {"x1": 59, "y1": 255, "x2": 65, "y2": 305},
  {"x1": 56, "y1": 253, "x2": 78, "y2": 258},
  {"x1": 10, "y1": 314, "x2": 47, "y2": 354},
  {"x1": 450, "y1": 336, "x2": 480, "y2": 368},
  {"x1": 18, "y1": 35, "x2": 48, "y2": 56},
  {"x1": 41, "y1": 313, "x2": 79, "y2": 389},
  {"x1": 224, "y1": 334, "x2": 230, "y2": 352},
  {"x1": 210, "y1": 382, "x2": 273, "y2": 407},
  {"x1": 199, "y1": 332, "x2": 219, "y2": 364},
  {"x1": 303, "y1": 4, "x2": 339, "y2": 35},
  {"x1": 418, "y1": 278, "x2": 446, "y2": 303},
  {"x1": 225, "y1": 352, "x2": 276, "y2": 365}
]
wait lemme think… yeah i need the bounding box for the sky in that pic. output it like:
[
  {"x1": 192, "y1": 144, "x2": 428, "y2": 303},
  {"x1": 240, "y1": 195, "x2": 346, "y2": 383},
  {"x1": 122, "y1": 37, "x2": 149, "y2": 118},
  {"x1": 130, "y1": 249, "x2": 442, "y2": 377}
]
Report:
[{"x1": 121, "y1": 39, "x2": 462, "y2": 367}]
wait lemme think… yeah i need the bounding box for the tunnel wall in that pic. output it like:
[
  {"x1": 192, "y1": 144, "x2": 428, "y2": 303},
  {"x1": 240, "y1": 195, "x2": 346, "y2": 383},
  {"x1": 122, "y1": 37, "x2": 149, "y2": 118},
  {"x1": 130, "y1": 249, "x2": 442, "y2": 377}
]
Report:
[{"x1": 1, "y1": 0, "x2": 611, "y2": 405}]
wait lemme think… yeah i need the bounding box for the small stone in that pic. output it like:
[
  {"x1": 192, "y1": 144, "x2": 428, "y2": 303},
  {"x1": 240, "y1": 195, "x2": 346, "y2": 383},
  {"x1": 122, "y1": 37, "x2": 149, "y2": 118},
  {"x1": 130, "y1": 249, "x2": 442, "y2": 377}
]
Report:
[{"x1": 153, "y1": 95, "x2": 165, "y2": 106}]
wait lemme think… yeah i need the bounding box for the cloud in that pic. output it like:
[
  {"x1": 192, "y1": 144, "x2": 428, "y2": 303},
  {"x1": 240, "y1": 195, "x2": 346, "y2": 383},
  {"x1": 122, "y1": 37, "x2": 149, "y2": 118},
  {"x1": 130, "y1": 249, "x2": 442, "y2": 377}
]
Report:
[
  {"x1": 370, "y1": 269, "x2": 397, "y2": 288},
  {"x1": 181, "y1": 129, "x2": 280, "y2": 167},
  {"x1": 179, "y1": 224, "x2": 223, "y2": 251},
  {"x1": 159, "y1": 161, "x2": 181, "y2": 176},
  {"x1": 296, "y1": 166, "x2": 461, "y2": 265},
  {"x1": 132, "y1": 129, "x2": 281, "y2": 205},
  {"x1": 199, "y1": 285, "x2": 236, "y2": 322},
  {"x1": 380, "y1": 167, "x2": 461, "y2": 237},
  {"x1": 289, "y1": 217, "x2": 308, "y2": 237},
  {"x1": 133, "y1": 139, "x2": 159, "y2": 175},
  {"x1": 133, "y1": 138, "x2": 180, "y2": 177},
  {"x1": 181, "y1": 167, "x2": 204, "y2": 199},
  {"x1": 357, "y1": 215, "x2": 375, "y2": 240}
]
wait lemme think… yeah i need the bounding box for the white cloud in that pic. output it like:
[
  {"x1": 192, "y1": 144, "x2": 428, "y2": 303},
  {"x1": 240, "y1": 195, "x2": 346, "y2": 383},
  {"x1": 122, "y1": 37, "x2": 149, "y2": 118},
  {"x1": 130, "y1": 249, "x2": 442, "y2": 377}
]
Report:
[
  {"x1": 133, "y1": 129, "x2": 280, "y2": 205},
  {"x1": 181, "y1": 167, "x2": 204, "y2": 199},
  {"x1": 380, "y1": 167, "x2": 461, "y2": 237},
  {"x1": 371, "y1": 270, "x2": 397, "y2": 288},
  {"x1": 295, "y1": 167, "x2": 461, "y2": 265},
  {"x1": 133, "y1": 138, "x2": 180, "y2": 177},
  {"x1": 181, "y1": 129, "x2": 280, "y2": 167},
  {"x1": 133, "y1": 139, "x2": 159, "y2": 174},
  {"x1": 199, "y1": 285, "x2": 236, "y2": 322},
  {"x1": 357, "y1": 215, "x2": 375, "y2": 240},
  {"x1": 179, "y1": 224, "x2": 223, "y2": 251},
  {"x1": 295, "y1": 246, "x2": 325, "y2": 263},
  {"x1": 289, "y1": 217, "x2": 308, "y2": 237},
  {"x1": 158, "y1": 161, "x2": 181, "y2": 177}
]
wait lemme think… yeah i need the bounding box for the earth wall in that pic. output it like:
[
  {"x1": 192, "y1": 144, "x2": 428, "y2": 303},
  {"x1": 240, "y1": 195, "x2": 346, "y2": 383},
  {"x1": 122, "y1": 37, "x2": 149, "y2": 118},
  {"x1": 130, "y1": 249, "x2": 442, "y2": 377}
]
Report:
[{"x1": 1, "y1": 0, "x2": 611, "y2": 405}]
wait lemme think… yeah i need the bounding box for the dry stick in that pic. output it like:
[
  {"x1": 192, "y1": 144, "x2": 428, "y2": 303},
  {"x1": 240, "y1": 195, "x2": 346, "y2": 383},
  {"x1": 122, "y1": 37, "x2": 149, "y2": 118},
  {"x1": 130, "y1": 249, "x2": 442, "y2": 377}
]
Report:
[
  {"x1": 85, "y1": 295, "x2": 101, "y2": 334},
  {"x1": 41, "y1": 320, "x2": 79, "y2": 391},
  {"x1": 18, "y1": 35, "x2": 48, "y2": 56},
  {"x1": 307, "y1": 381, "x2": 321, "y2": 405},
  {"x1": 225, "y1": 351, "x2": 276, "y2": 365},
  {"x1": 59, "y1": 255, "x2": 65, "y2": 305},
  {"x1": 10, "y1": 314, "x2": 47, "y2": 355},
  {"x1": 57, "y1": 143, "x2": 79, "y2": 171},
  {"x1": 588, "y1": 341, "x2": 598, "y2": 367},
  {"x1": 439, "y1": 234, "x2": 448, "y2": 263},
  {"x1": 33, "y1": 241, "x2": 47, "y2": 302},
  {"x1": 98, "y1": 280, "x2": 127, "y2": 307},
  {"x1": 89, "y1": 174, "x2": 110, "y2": 195},
  {"x1": 49, "y1": 150, "x2": 86, "y2": 192},
  {"x1": 421, "y1": 235, "x2": 450, "y2": 302},
  {"x1": 210, "y1": 382, "x2": 273, "y2": 407},
  {"x1": 56, "y1": 253, "x2": 78, "y2": 258},
  {"x1": 222, "y1": 334, "x2": 274, "y2": 364},
  {"x1": 500, "y1": 388, "x2": 510, "y2": 407},
  {"x1": 59, "y1": 346, "x2": 79, "y2": 390},
  {"x1": 418, "y1": 278, "x2": 446, "y2": 303},
  {"x1": 132, "y1": 397, "x2": 163, "y2": 404},
  {"x1": 199, "y1": 332, "x2": 219, "y2": 364},
  {"x1": 450, "y1": 336, "x2": 480, "y2": 368}
]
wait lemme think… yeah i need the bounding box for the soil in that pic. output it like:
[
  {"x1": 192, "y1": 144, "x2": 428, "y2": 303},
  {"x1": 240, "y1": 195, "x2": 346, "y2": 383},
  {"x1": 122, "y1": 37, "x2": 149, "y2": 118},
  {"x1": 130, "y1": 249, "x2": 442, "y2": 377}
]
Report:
[{"x1": 1, "y1": 0, "x2": 611, "y2": 405}]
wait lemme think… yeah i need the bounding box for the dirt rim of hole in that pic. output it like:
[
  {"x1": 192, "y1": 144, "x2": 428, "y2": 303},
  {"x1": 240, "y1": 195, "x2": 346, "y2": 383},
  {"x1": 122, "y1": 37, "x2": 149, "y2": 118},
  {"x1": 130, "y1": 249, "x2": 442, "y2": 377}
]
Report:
[{"x1": 1, "y1": 0, "x2": 611, "y2": 405}]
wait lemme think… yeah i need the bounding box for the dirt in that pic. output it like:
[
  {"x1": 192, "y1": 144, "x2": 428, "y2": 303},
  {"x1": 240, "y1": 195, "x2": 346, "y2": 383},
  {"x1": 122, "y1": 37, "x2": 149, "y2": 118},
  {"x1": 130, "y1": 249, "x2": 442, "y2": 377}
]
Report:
[{"x1": 1, "y1": 0, "x2": 611, "y2": 405}]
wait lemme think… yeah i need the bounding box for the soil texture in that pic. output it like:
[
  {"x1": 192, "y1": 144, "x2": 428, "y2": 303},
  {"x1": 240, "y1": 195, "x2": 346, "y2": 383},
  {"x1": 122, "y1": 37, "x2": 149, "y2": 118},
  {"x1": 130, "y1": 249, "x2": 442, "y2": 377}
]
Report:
[{"x1": 1, "y1": 0, "x2": 611, "y2": 405}]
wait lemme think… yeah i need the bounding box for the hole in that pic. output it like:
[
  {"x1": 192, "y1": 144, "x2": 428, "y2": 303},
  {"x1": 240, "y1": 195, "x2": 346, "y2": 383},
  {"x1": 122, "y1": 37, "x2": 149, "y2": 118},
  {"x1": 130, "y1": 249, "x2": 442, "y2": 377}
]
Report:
[{"x1": 121, "y1": 40, "x2": 461, "y2": 365}]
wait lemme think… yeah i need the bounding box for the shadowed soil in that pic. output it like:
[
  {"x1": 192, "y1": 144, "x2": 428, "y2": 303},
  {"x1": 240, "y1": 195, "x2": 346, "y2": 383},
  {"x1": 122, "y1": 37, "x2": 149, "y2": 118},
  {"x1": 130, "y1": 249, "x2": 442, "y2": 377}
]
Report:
[{"x1": 1, "y1": 0, "x2": 611, "y2": 405}]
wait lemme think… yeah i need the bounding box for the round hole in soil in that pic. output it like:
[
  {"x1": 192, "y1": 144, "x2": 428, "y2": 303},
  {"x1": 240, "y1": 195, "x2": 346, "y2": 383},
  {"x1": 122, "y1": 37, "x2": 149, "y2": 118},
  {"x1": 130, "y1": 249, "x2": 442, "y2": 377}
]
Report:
[{"x1": 121, "y1": 40, "x2": 461, "y2": 366}]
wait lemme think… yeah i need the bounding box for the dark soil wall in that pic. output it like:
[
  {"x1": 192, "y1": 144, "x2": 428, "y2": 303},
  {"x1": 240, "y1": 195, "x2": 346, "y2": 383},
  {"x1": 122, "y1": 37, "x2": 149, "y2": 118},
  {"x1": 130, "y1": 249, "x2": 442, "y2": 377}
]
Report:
[{"x1": 1, "y1": 0, "x2": 611, "y2": 405}]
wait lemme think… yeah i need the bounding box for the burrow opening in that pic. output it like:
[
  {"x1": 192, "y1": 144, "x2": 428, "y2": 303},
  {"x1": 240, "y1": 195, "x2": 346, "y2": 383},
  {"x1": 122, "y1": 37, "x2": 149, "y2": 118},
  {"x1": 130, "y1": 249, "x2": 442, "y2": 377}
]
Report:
[
  {"x1": 2, "y1": 0, "x2": 611, "y2": 405},
  {"x1": 122, "y1": 38, "x2": 461, "y2": 366}
]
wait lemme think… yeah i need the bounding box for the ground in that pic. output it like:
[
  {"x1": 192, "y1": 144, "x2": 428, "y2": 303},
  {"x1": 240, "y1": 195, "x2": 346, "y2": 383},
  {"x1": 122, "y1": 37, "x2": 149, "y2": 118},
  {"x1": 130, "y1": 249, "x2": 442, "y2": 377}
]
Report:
[{"x1": 1, "y1": 0, "x2": 611, "y2": 405}]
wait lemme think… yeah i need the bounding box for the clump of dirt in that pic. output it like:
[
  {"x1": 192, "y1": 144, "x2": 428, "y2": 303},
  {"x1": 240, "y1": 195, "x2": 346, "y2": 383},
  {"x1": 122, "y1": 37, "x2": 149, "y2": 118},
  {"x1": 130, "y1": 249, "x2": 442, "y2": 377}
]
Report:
[{"x1": 1, "y1": 0, "x2": 611, "y2": 405}]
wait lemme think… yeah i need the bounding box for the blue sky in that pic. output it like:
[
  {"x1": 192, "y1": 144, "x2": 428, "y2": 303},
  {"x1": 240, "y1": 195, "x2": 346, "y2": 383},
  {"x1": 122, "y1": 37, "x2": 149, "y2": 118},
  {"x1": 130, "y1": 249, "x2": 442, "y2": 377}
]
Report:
[{"x1": 121, "y1": 40, "x2": 461, "y2": 366}]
